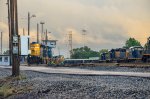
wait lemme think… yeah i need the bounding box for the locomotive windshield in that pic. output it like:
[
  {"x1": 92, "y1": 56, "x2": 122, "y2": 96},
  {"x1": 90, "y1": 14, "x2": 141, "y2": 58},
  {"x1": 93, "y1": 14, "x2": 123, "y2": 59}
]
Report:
[{"x1": 130, "y1": 46, "x2": 143, "y2": 51}]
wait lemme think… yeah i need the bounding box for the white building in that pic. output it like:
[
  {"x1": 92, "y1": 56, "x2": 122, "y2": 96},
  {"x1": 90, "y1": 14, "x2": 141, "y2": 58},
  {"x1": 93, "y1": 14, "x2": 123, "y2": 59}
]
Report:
[
  {"x1": 42, "y1": 40, "x2": 57, "y2": 48},
  {"x1": 0, "y1": 55, "x2": 10, "y2": 66},
  {"x1": 21, "y1": 36, "x2": 29, "y2": 55}
]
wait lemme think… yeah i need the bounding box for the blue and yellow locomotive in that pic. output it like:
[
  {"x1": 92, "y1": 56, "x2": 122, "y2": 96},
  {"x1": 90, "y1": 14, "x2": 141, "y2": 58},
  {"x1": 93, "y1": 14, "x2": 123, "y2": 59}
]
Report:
[{"x1": 28, "y1": 42, "x2": 53, "y2": 65}]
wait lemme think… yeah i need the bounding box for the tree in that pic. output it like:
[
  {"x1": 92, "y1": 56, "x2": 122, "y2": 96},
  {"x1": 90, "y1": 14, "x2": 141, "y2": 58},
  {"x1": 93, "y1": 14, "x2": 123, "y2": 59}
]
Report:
[
  {"x1": 3, "y1": 50, "x2": 9, "y2": 55},
  {"x1": 99, "y1": 49, "x2": 109, "y2": 60},
  {"x1": 99, "y1": 49, "x2": 109, "y2": 55},
  {"x1": 125, "y1": 38, "x2": 141, "y2": 48},
  {"x1": 144, "y1": 37, "x2": 150, "y2": 50},
  {"x1": 71, "y1": 46, "x2": 100, "y2": 59}
]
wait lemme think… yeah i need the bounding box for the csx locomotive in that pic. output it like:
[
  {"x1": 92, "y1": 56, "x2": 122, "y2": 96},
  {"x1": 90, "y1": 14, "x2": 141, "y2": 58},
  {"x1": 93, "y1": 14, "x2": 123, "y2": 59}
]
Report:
[
  {"x1": 101, "y1": 37, "x2": 150, "y2": 62},
  {"x1": 28, "y1": 42, "x2": 53, "y2": 64},
  {"x1": 28, "y1": 42, "x2": 64, "y2": 65}
]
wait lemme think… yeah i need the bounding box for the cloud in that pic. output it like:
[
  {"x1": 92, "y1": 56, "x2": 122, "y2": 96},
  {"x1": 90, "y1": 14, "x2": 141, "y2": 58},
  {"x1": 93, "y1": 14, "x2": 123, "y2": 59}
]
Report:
[{"x1": 0, "y1": 0, "x2": 150, "y2": 57}]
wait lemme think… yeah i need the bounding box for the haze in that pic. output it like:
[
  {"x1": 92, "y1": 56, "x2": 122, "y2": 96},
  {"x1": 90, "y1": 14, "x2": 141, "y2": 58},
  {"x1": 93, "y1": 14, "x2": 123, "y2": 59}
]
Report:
[{"x1": 0, "y1": 0, "x2": 150, "y2": 57}]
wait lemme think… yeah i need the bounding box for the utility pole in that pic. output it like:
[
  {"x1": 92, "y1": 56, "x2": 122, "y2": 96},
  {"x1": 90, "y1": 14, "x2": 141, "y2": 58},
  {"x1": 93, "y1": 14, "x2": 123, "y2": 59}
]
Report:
[
  {"x1": 69, "y1": 31, "x2": 73, "y2": 58},
  {"x1": 45, "y1": 29, "x2": 48, "y2": 46},
  {"x1": 40, "y1": 22, "x2": 45, "y2": 44},
  {"x1": 0, "y1": 32, "x2": 2, "y2": 54},
  {"x1": 7, "y1": 0, "x2": 12, "y2": 65},
  {"x1": 28, "y1": 12, "x2": 36, "y2": 50},
  {"x1": 28, "y1": 12, "x2": 30, "y2": 50},
  {"x1": 37, "y1": 23, "x2": 39, "y2": 43},
  {"x1": 9, "y1": 0, "x2": 20, "y2": 76},
  {"x1": 45, "y1": 29, "x2": 48, "y2": 64}
]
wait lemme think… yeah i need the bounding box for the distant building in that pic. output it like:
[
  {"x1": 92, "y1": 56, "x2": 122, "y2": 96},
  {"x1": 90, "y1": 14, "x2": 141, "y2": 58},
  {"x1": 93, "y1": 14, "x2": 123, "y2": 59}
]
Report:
[
  {"x1": 42, "y1": 40, "x2": 58, "y2": 58},
  {"x1": 20, "y1": 36, "x2": 30, "y2": 64},
  {"x1": 42, "y1": 40, "x2": 57, "y2": 48},
  {"x1": 0, "y1": 55, "x2": 10, "y2": 66},
  {"x1": 21, "y1": 36, "x2": 29, "y2": 55}
]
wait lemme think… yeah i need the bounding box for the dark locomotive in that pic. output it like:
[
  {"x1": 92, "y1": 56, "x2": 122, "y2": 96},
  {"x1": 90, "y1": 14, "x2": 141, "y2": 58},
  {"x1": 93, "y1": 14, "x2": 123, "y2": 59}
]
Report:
[{"x1": 101, "y1": 37, "x2": 150, "y2": 63}]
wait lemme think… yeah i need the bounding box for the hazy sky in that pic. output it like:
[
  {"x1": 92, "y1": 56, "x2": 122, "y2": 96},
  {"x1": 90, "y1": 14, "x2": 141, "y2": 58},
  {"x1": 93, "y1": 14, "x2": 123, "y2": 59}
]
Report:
[{"x1": 0, "y1": 0, "x2": 150, "y2": 57}]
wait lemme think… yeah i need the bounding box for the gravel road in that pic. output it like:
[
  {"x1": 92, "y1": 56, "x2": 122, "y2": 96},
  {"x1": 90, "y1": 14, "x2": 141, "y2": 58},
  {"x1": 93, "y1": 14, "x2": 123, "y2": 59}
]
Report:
[{"x1": 0, "y1": 67, "x2": 150, "y2": 99}]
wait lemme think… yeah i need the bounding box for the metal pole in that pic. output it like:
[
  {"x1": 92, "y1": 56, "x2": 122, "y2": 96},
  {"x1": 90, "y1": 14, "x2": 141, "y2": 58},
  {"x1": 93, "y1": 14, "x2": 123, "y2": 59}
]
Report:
[
  {"x1": 37, "y1": 23, "x2": 39, "y2": 43},
  {"x1": 1, "y1": 32, "x2": 2, "y2": 54},
  {"x1": 45, "y1": 29, "x2": 48, "y2": 64},
  {"x1": 7, "y1": 0, "x2": 12, "y2": 66},
  {"x1": 46, "y1": 29, "x2": 47, "y2": 45},
  {"x1": 40, "y1": 22, "x2": 45, "y2": 44},
  {"x1": 28, "y1": 12, "x2": 30, "y2": 50}
]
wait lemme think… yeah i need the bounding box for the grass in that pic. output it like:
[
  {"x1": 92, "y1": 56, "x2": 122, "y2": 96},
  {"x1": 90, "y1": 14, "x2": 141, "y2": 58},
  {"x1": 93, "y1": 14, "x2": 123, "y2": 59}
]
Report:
[
  {"x1": 14, "y1": 75, "x2": 27, "y2": 80},
  {"x1": 0, "y1": 84, "x2": 14, "y2": 98},
  {"x1": 0, "y1": 75, "x2": 32, "y2": 98}
]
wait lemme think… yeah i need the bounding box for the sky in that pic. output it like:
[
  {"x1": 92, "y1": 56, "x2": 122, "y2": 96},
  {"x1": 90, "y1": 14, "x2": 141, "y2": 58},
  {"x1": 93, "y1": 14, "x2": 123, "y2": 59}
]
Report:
[{"x1": 0, "y1": 0, "x2": 150, "y2": 57}]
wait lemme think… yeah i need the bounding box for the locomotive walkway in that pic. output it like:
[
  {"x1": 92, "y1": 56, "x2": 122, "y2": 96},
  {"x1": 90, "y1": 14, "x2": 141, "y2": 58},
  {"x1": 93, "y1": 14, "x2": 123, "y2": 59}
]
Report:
[{"x1": 1, "y1": 65, "x2": 150, "y2": 78}]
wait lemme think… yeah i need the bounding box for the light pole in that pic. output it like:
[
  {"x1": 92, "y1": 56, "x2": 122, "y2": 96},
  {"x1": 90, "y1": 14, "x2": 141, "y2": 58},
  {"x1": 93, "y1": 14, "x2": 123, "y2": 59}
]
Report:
[
  {"x1": 28, "y1": 12, "x2": 36, "y2": 50},
  {"x1": 6, "y1": 0, "x2": 12, "y2": 65},
  {"x1": 40, "y1": 22, "x2": 45, "y2": 44},
  {"x1": 0, "y1": 32, "x2": 2, "y2": 55},
  {"x1": 37, "y1": 23, "x2": 39, "y2": 43}
]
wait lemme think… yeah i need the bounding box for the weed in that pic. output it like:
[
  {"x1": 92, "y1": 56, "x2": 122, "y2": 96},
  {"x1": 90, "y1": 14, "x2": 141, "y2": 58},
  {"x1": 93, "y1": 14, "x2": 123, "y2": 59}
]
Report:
[{"x1": 0, "y1": 84, "x2": 14, "y2": 98}]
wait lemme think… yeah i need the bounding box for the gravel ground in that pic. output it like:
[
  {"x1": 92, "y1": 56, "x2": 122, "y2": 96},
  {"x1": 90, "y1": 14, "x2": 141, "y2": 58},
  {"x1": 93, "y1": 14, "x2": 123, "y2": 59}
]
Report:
[
  {"x1": 67, "y1": 65, "x2": 150, "y2": 72},
  {"x1": 0, "y1": 67, "x2": 150, "y2": 99}
]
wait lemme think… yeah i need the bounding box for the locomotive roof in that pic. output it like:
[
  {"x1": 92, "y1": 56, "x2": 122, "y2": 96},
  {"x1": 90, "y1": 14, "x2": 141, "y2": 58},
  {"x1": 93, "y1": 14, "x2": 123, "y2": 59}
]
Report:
[{"x1": 129, "y1": 46, "x2": 143, "y2": 49}]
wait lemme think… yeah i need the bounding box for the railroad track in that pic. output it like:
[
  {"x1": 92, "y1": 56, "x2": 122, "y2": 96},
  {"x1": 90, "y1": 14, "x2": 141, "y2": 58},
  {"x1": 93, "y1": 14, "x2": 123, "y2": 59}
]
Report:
[{"x1": 64, "y1": 62, "x2": 150, "y2": 68}]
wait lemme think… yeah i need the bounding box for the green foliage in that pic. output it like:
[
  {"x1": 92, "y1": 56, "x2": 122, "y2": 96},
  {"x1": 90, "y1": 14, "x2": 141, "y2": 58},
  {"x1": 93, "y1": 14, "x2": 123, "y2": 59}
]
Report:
[
  {"x1": 99, "y1": 49, "x2": 109, "y2": 60},
  {"x1": 99, "y1": 49, "x2": 109, "y2": 55},
  {"x1": 71, "y1": 46, "x2": 100, "y2": 59},
  {"x1": 125, "y1": 38, "x2": 141, "y2": 48},
  {"x1": 144, "y1": 37, "x2": 150, "y2": 50},
  {"x1": 3, "y1": 50, "x2": 9, "y2": 55}
]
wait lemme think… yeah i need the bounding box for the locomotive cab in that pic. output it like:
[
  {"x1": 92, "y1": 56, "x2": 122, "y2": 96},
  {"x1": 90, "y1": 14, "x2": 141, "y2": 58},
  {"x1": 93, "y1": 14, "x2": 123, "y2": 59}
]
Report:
[{"x1": 128, "y1": 46, "x2": 143, "y2": 61}]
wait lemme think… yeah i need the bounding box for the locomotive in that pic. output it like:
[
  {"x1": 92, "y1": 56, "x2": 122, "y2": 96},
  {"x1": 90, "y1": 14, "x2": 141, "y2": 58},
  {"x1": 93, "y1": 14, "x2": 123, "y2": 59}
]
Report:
[
  {"x1": 101, "y1": 37, "x2": 150, "y2": 63},
  {"x1": 28, "y1": 42, "x2": 53, "y2": 65},
  {"x1": 28, "y1": 41, "x2": 64, "y2": 65},
  {"x1": 27, "y1": 42, "x2": 43, "y2": 65}
]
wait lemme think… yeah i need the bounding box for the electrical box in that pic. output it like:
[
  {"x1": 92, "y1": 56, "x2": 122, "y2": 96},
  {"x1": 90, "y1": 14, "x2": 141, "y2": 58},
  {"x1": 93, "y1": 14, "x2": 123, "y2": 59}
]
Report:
[
  {"x1": 13, "y1": 36, "x2": 19, "y2": 43},
  {"x1": 12, "y1": 35, "x2": 19, "y2": 54},
  {"x1": 13, "y1": 46, "x2": 19, "y2": 54}
]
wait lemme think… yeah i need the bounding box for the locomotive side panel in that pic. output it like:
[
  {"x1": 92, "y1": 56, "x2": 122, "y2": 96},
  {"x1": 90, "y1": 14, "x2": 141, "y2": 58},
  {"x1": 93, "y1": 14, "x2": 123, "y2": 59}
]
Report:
[{"x1": 30, "y1": 43, "x2": 41, "y2": 56}]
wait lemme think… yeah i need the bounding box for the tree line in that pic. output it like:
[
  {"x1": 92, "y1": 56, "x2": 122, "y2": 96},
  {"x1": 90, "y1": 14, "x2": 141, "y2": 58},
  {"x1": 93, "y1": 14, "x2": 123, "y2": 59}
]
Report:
[{"x1": 71, "y1": 38, "x2": 142, "y2": 59}]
